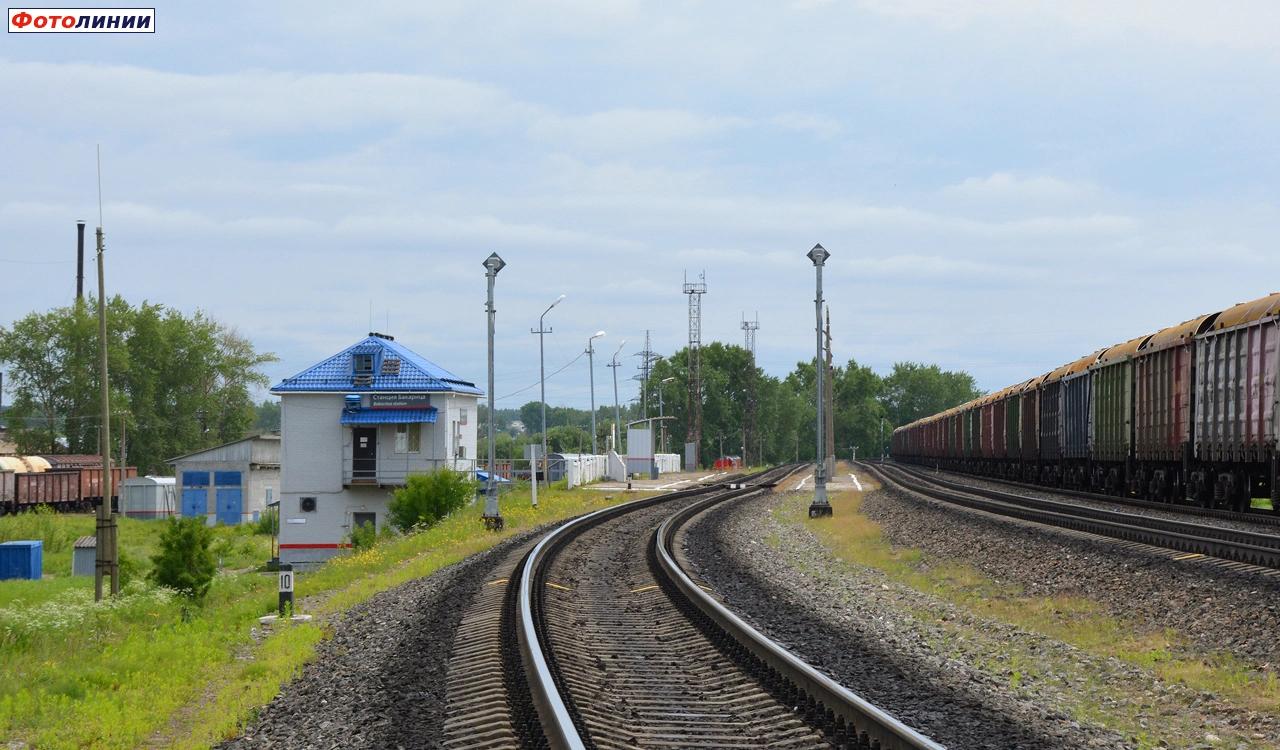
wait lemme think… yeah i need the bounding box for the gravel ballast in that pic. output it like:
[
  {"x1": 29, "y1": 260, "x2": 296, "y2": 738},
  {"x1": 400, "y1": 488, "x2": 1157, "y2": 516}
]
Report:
[
  {"x1": 684, "y1": 486, "x2": 1280, "y2": 750},
  {"x1": 863, "y1": 468, "x2": 1280, "y2": 671},
  {"x1": 219, "y1": 529, "x2": 542, "y2": 749}
]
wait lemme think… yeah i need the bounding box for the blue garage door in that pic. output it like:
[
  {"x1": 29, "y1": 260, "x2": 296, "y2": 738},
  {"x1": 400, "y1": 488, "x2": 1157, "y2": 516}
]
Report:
[
  {"x1": 214, "y1": 471, "x2": 242, "y2": 525},
  {"x1": 182, "y1": 472, "x2": 209, "y2": 518}
]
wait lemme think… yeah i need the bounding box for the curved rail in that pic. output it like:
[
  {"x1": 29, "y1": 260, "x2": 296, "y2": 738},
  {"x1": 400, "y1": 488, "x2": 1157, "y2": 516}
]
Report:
[
  {"x1": 868, "y1": 462, "x2": 1280, "y2": 570},
  {"x1": 516, "y1": 479, "x2": 727, "y2": 749},
  {"x1": 890, "y1": 458, "x2": 1280, "y2": 528},
  {"x1": 518, "y1": 464, "x2": 946, "y2": 749},
  {"x1": 654, "y1": 486, "x2": 947, "y2": 750}
]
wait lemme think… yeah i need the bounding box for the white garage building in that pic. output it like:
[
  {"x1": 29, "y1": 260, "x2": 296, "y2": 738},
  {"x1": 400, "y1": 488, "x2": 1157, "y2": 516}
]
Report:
[{"x1": 271, "y1": 333, "x2": 481, "y2": 565}]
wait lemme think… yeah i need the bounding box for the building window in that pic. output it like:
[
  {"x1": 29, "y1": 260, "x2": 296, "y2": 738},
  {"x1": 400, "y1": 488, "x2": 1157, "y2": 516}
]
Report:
[
  {"x1": 457, "y1": 444, "x2": 466, "y2": 459},
  {"x1": 395, "y1": 423, "x2": 421, "y2": 454},
  {"x1": 459, "y1": 408, "x2": 468, "y2": 426},
  {"x1": 353, "y1": 354, "x2": 374, "y2": 374}
]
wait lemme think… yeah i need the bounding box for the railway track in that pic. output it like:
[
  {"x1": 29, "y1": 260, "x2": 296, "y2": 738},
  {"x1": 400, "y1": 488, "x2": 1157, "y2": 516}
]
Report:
[
  {"x1": 890, "y1": 460, "x2": 1280, "y2": 528},
  {"x1": 442, "y1": 466, "x2": 944, "y2": 750},
  {"x1": 866, "y1": 461, "x2": 1280, "y2": 571}
]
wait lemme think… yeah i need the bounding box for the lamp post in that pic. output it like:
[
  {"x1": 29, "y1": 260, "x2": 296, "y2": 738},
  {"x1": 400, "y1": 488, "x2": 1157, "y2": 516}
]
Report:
[
  {"x1": 482, "y1": 252, "x2": 506, "y2": 530},
  {"x1": 658, "y1": 376, "x2": 675, "y2": 453},
  {"x1": 533, "y1": 294, "x2": 565, "y2": 490},
  {"x1": 608, "y1": 340, "x2": 626, "y2": 454},
  {"x1": 586, "y1": 331, "x2": 605, "y2": 454},
  {"x1": 807, "y1": 243, "x2": 832, "y2": 518}
]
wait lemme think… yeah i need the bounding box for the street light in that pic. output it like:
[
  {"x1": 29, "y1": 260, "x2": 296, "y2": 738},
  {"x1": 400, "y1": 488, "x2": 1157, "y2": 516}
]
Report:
[
  {"x1": 658, "y1": 376, "x2": 675, "y2": 453},
  {"x1": 482, "y1": 252, "x2": 506, "y2": 530},
  {"x1": 807, "y1": 243, "x2": 832, "y2": 518},
  {"x1": 533, "y1": 294, "x2": 565, "y2": 492},
  {"x1": 608, "y1": 340, "x2": 626, "y2": 454},
  {"x1": 586, "y1": 330, "x2": 606, "y2": 454}
]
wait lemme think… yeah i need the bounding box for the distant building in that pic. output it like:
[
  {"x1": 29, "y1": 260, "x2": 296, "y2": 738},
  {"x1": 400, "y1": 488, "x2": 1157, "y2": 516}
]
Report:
[
  {"x1": 169, "y1": 433, "x2": 281, "y2": 525},
  {"x1": 271, "y1": 333, "x2": 481, "y2": 565}
]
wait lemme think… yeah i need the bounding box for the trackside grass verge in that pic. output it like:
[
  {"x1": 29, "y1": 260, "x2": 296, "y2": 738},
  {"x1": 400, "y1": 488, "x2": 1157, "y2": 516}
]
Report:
[
  {"x1": 789, "y1": 474, "x2": 1280, "y2": 747},
  {"x1": 0, "y1": 484, "x2": 644, "y2": 749}
]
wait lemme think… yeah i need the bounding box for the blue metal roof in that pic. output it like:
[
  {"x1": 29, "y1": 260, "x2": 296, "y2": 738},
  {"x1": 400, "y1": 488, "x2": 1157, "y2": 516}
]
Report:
[
  {"x1": 340, "y1": 408, "x2": 439, "y2": 425},
  {"x1": 272, "y1": 336, "x2": 482, "y2": 395}
]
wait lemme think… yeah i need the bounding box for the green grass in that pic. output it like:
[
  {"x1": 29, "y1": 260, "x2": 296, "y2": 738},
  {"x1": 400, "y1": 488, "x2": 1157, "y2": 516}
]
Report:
[
  {"x1": 0, "y1": 483, "x2": 643, "y2": 749},
  {"x1": 791, "y1": 477, "x2": 1280, "y2": 728}
]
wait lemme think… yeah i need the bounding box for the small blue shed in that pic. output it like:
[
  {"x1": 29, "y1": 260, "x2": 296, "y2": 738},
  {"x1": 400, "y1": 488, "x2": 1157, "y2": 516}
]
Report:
[{"x1": 0, "y1": 540, "x2": 43, "y2": 580}]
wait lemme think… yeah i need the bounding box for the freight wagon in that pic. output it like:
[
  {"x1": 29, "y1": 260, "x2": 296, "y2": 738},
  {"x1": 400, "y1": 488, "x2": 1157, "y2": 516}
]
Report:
[
  {"x1": 892, "y1": 291, "x2": 1280, "y2": 512},
  {"x1": 0, "y1": 463, "x2": 138, "y2": 514}
]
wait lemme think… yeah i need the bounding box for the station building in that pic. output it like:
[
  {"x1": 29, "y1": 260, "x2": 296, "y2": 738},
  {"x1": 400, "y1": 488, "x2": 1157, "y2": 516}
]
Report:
[{"x1": 271, "y1": 333, "x2": 481, "y2": 565}]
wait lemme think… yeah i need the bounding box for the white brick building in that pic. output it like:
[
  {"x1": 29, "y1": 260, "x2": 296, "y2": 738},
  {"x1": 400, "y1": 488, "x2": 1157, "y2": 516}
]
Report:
[{"x1": 271, "y1": 333, "x2": 481, "y2": 565}]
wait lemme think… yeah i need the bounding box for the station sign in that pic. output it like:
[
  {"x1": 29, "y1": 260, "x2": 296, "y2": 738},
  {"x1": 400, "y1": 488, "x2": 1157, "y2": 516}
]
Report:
[{"x1": 368, "y1": 394, "x2": 432, "y2": 409}]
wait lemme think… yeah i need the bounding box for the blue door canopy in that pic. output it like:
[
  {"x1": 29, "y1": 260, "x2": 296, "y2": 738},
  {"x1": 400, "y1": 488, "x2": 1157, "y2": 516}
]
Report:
[{"x1": 340, "y1": 408, "x2": 438, "y2": 425}]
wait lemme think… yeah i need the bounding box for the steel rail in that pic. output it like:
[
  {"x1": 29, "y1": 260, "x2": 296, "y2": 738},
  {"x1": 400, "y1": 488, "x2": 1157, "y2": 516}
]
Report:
[
  {"x1": 890, "y1": 458, "x2": 1280, "y2": 528},
  {"x1": 517, "y1": 460, "x2": 901, "y2": 747},
  {"x1": 516, "y1": 480, "x2": 724, "y2": 749},
  {"x1": 654, "y1": 486, "x2": 948, "y2": 750},
  {"x1": 868, "y1": 463, "x2": 1280, "y2": 570},
  {"x1": 894, "y1": 463, "x2": 1280, "y2": 552}
]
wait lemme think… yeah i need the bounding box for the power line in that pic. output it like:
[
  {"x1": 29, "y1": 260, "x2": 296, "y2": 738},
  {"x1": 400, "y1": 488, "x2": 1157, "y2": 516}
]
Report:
[{"x1": 495, "y1": 350, "x2": 586, "y2": 402}]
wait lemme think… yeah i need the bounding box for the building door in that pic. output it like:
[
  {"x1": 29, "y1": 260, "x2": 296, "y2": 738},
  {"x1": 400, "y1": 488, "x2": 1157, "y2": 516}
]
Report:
[
  {"x1": 353, "y1": 428, "x2": 377, "y2": 479},
  {"x1": 352, "y1": 511, "x2": 376, "y2": 534},
  {"x1": 214, "y1": 471, "x2": 243, "y2": 525},
  {"x1": 181, "y1": 472, "x2": 209, "y2": 518}
]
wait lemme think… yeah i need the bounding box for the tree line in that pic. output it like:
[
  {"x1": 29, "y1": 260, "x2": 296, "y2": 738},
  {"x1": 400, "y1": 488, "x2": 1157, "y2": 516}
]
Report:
[
  {"x1": 0, "y1": 299, "x2": 277, "y2": 473},
  {"x1": 480, "y1": 341, "x2": 982, "y2": 467}
]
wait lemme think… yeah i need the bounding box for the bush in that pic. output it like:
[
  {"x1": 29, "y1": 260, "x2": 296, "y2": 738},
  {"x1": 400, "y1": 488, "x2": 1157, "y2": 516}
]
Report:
[
  {"x1": 252, "y1": 507, "x2": 279, "y2": 536},
  {"x1": 388, "y1": 468, "x2": 477, "y2": 532},
  {"x1": 149, "y1": 518, "x2": 216, "y2": 601},
  {"x1": 350, "y1": 519, "x2": 378, "y2": 550}
]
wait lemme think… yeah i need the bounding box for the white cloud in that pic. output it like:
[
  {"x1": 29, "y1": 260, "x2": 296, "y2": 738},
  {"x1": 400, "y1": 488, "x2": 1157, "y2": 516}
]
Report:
[
  {"x1": 942, "y1": 172, "x2": 1097, "y2": 202},
  {"x1": 770, "y1": 112, "x2": 843, "y2": 139},
  {"x1": 529, "y1": 108, "x2": 748, "y2": 153},
  {"x1": 856, "y1": 0, "x2": 1280, "y2": 52}
]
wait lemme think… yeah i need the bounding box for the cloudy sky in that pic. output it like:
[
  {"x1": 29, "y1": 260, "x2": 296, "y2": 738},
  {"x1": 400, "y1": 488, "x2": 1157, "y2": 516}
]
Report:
[{"x1": 4, "y1": 1, "x2": 1280, "y2": 409}]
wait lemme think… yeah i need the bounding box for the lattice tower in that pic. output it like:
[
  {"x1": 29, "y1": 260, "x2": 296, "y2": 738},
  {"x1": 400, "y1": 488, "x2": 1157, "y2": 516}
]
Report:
[{"x1": 633, "y1": 329, "x2": 660, "y2": 419}]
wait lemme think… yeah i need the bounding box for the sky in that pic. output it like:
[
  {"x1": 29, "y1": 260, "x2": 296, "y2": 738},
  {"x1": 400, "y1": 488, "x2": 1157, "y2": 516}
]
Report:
[{"x1": 3, "y1": 1, "x2": 1280, "y2": 410}]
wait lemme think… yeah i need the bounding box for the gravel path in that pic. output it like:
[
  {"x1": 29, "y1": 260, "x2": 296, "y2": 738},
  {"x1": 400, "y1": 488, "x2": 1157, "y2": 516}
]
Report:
[
  {"x1": 684, "y1": 488, "x2": 1280, "y2": 750},
  {"x1": 219, "y1": 528, "x2": 543, "y2": 750}
]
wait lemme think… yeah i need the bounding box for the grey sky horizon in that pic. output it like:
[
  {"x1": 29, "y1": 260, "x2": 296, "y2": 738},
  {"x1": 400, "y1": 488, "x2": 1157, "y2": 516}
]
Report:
[{"x1": 4, "y1": 1, "x2": 1279, "y2": 411}]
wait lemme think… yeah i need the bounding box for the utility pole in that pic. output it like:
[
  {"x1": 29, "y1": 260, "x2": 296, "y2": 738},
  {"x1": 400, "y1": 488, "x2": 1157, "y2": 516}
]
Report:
[
  {"x1": 741, "y1": 312, "x2": 759, "y2": 466},
  {"x1": 482, "y1": 252, "x2": 505, "y2": 530},
  {"x1": 532, "y1": 294, "x2": 565, "y2": 491},
  {"x1": 683, "y1": 272, "x2": 706, "y2": 468},
  {"x1": 608, "y1": 341, "x2": 626, "y2": 455},
  {"x1": 586, "y1": 331, "x2": 605, "y2": 454},
  {"x1": 807, "y1": 244, "x2": 832, "y2": 517},
  {"x1": 658, "y1": 376, "x2": 675, "y2": 454},
  {"x1": 94, "y1": 217, "x2": 119, "y2": 598}
]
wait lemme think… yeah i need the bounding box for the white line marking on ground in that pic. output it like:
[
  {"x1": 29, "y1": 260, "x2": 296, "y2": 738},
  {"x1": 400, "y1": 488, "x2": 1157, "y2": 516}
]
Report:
[
  {"x1": 794, "y1": 473, "x2": 812, "y2": 491},
  {"x1": 658, "y1": 478, "x2": 693, "y2": 489},
  {"x1": 849, "y1": 473, "x2": 863, "y2": 491}
]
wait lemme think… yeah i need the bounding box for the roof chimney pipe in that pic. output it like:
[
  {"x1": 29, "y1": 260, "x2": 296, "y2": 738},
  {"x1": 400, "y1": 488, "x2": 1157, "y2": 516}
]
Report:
[{"x1": 76, "y1": 220, "x2": 86, "y2": 301}]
